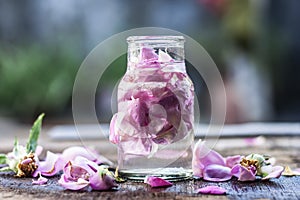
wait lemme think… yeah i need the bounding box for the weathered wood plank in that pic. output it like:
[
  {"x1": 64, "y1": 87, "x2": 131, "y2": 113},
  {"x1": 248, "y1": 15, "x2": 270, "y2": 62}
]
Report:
[
  {"x1": 0, "y1": 136, "x2": 299, "y2": 200},
  {"x1": 0, "y1": 172, "x2": 299, "y2": 200}
]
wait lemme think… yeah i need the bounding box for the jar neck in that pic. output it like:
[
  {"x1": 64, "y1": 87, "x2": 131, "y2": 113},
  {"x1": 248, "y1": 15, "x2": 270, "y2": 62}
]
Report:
[{"x1": 127, "y1": 36, "x2": 185, "y2": 70}]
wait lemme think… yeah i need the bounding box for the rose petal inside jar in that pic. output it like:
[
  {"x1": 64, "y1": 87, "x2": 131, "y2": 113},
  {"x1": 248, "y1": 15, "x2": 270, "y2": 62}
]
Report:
[{"x1": 111, "y1": 46, "x2": 194, "y2": 157}]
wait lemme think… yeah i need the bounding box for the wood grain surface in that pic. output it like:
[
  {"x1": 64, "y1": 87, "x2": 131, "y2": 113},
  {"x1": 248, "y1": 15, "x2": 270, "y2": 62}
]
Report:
[
  {"x1": 0, "y1": 135, "x2": 299, "y2": 200},
  {"x1": 0, "y1": 172, "x2": 299, "y2": 200}
]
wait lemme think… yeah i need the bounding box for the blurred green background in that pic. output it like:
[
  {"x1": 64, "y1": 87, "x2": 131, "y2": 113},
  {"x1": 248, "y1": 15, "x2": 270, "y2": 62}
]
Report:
[{"x1": 0, "y1": 0, "x2": 299, "y2": 124}]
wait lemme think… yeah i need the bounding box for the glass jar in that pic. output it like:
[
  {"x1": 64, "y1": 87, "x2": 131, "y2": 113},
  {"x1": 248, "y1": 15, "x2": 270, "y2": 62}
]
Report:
[{"x1": 109, "y1": 36, "x2": 194, "y2": 181}]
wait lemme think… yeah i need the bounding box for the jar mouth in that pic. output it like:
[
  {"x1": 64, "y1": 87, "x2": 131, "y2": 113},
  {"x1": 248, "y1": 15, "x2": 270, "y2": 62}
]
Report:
[{"x1": 127, "y1": 35, "x2": 185, "y2": 43}]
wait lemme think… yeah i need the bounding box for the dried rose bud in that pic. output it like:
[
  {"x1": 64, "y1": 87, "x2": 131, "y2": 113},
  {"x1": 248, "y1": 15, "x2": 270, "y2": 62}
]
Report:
[{"x1": 16, "y1": 152, "x2": 38, "y2": 177}]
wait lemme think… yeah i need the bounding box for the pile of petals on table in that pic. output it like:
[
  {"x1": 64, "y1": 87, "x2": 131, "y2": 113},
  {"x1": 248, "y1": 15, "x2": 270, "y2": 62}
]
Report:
[
  {"x1": 1, "y1": 144, "x2": 117, "y2": 190},
  {"x1": 0, "y1": 114, "x2": 296, "y2": 193},
  {"x1": 192, "y1": 140, "x2": 284, "y2": 182},
  {"x1": 0, "y1": 114, "x2": 117, "y2": 191},
  {"x1": 0, "y1": 140, "x2": 287, "y2": 191}
]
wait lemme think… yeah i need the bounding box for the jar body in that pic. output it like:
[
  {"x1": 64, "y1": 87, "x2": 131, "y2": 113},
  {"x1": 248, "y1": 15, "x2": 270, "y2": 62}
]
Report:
[{"x1": 110, "y1": 36, "x2": 194, "y2": 181}]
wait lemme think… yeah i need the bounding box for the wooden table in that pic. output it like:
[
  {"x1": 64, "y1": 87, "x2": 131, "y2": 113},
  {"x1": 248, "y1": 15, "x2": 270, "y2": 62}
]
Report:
[{"x1": 0, "y1": 123, "x2": 299, "y2": 199}]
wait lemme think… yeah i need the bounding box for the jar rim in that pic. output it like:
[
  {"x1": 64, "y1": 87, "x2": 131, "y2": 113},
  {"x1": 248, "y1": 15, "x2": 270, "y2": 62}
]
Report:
[{"x1": 127, "y1": 35, "x2": 185, "y2": 43}]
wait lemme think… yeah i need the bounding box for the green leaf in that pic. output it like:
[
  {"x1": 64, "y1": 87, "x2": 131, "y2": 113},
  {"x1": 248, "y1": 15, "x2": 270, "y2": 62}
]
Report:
[
  {"x1": 98, "y1": 166, "x2": 108, "y2": 177},
  {"x1": 13, "y1": 137, "x2": 19, "y2": 156},
  {"x1": 0, "y1": 154, "x2": 6, "y2": 164},
  {"x1": 26, "y1": 113, "x2": 45, "y2": 154},
  {"x1": 261, "y1": 172, "x2": 269, "y2": 178}
]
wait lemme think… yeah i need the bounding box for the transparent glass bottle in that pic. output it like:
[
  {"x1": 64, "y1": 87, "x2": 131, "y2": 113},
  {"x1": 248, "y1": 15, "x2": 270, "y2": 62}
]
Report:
[{"x1": 110, "y1": 36, "x2": 194, "y2": 181}]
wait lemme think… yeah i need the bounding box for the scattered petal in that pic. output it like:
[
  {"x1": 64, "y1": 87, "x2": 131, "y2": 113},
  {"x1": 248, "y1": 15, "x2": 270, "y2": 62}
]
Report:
[
  {"x1": 34, "y1": 151, "x2": 63, "y2": 177},
  {"x1": 193, "y1": 139, "x2": 226, "y2": 178},
  {"x1": 144, "y1": 176, "x2": 172, "y2": 188},
  {"x1": 58, "y1": 158, "x2": 93, "y2": 190},
  {"x1": 64, "y1": 157, "x2": 98, "y2": 180},
  {"x1": 225, "y1": 155, "x2": 242, "y2": 168},
  {"x1": 260, "y1": 165, "x2": 273, "y2": 175},
  {"x1": 203, "y1": 164, "x2": 232, "y2": 182},
  {"x1": 58, "y1": 156, "x2": 117, "y2": 191},
  {"x1": 282, "y1": 166, "x2": 300, "y2": 176},
  {"x1": 262, "y1": 166, "x2": 284, "y2": 180},
  {"x1": 58, "y1": 175, "x2": 90, "y2": 190},
  {"x1": 244, "y1": 136, "x2": 266, "y2": 147},
  {"x1": 231, "y1": 164, "x2": 256, "y2": 182},
  {"x1": 192, "y1": 140, "x2": 284, "y2": 182},
  {"x1": 194, "y1": 140, "x2": 226, "y2": 167},
  {"x1": 61, "y1": 146, "x2": 113, "y2": 166},
  {"x1": 89, "y1": 166, "x2": 117, "y2": 190},
  {"x1": 32, "y1": 173, "x2": 48, "y2": 185},
  {"x1": 196, "y1": 185, "x2": 227, "y2": 195}
]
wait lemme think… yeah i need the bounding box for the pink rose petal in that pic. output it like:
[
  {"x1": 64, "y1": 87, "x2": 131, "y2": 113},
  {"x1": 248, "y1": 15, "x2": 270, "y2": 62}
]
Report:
[
  {"x1": 58, "y1": 157, "x2": 94, "y2": 190},
  {"x1": 244, "y1": 136, "x2": 266, "y2": 147},
  {"x1": 141, "y1": 47, "x2": 158, "y2": 61},
  {"x1": 203, "y1": 164, "x2": 232, "y2": 182},
  {"x1": 21, "y1": 158, "x2": 32, "y2": 165},
  {"x1": 199, "y1": 149, "x2": 225, "y2": 166},
  {"x1": 144, "y1": 176, "x2": 172, "y2": 188},
  {"x1": 32, "y1": 173, "x2": 48, "y2": 185},
  {"x1": 147, "y1": 104, "x2": 168, "y2": 135},
  {"x1": 262, "y1": 166, "x2": 284, "y2": 180},
  {"x1": 89, "y1": 169, "x2": 117, "y2": 190},
  {"x1": 59, "y1": 156, "x2": 117, "y2": 191},
  {"x1": 34, "y1": 151, "x2": 63, "y2": 177},
  {"x1": 225, "y1": 155, "x2": 242, "y2": 168},
  {"x1": 63, "y1": 157, "x2": 98, "y2": 181},
  {"x1": 61, "y1": 146, "x2": 97, "y2": 163},
  {"x1": 58, "y1": 175, "x2": 90, "y2": 190},
  {"x1": 35, "y1": 145, "x2": 43, "y2": 157},
  {"x1": 74, "y1": 156, "x2": 99, "y2": 175},
  {"x1": 193, "y1": 140, "x2": 226, "y2": 178},
  {"x1": 61, "y1": 146, "x2": 113, "y2": 166},
  {"x1": 194, "y1": 140, "x2": 226, "y2": 166},
  {"x1": 109, "y1": 114, "x2": 119, "y2": 144},
  {"x1": 196, "y1": 185, "x2": 227, "y2": 195},
  {"x1": 231, "y1": 164, "x2": 256, "y2": 181},
  {"x1": 129, "y1": 97, "x2": 150, "y2": 126}
]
